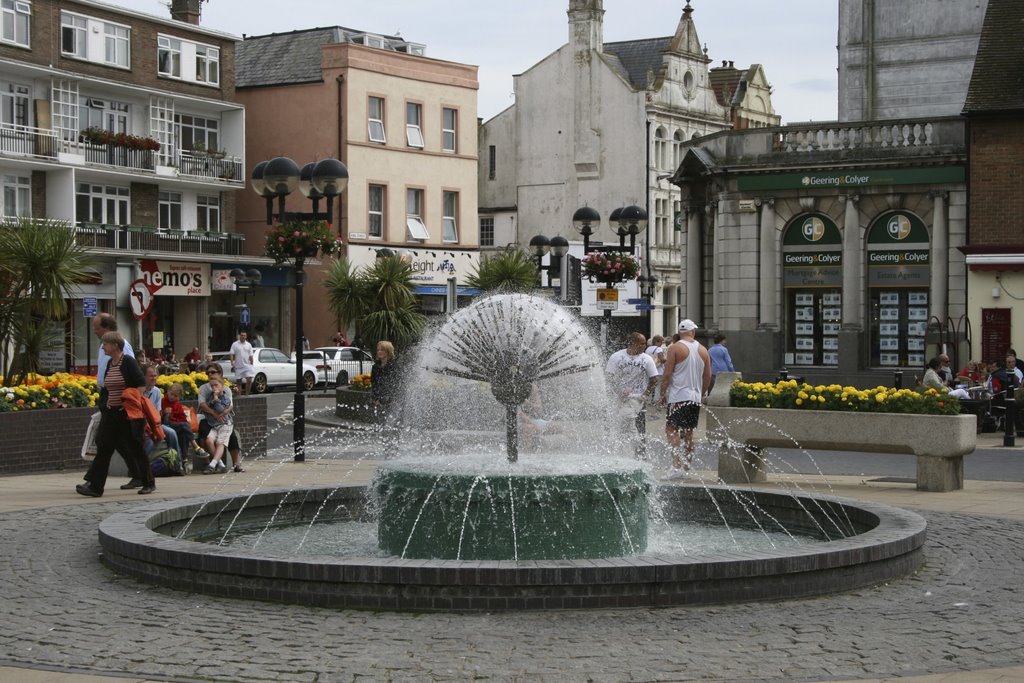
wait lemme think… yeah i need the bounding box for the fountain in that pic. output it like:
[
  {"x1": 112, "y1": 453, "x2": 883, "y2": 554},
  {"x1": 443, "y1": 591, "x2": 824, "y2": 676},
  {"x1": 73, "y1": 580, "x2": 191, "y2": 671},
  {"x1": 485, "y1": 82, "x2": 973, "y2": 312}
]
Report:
[{"x1": 96, "y1": 293, "x2": 927, "y2": 610}]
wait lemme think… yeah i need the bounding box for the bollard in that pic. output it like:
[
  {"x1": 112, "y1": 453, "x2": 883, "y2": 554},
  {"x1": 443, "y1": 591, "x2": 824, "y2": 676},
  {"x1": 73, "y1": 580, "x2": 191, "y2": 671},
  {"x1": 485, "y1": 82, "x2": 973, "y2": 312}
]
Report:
[
  {"x1": 779, "y1": 368, "x2": 789, "y2": 382},
  {"x1": 1004, "y1": 396, "x2": 1016, "y2": 448},
  {"x1": 894, "y1": 370, "x2": 903, "y2": 390}
]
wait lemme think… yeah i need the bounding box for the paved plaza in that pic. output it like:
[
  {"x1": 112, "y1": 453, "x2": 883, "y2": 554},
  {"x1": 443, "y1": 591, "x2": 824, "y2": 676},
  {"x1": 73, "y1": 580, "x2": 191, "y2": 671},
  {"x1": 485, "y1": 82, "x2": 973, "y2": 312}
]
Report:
[{"x1": 1, "y1": 439, "x2": 1024, "y2": 682}]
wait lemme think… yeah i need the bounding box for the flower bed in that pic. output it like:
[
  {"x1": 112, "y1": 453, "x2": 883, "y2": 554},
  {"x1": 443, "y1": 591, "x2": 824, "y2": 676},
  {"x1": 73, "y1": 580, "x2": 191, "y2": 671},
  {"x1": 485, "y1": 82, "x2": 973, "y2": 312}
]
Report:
[
  {"x1": 729, "y1": 379, "x2": 959, "y2": 415},
  {"x1": 0, "y1": 371, "x2": 220, "y2": 413}
]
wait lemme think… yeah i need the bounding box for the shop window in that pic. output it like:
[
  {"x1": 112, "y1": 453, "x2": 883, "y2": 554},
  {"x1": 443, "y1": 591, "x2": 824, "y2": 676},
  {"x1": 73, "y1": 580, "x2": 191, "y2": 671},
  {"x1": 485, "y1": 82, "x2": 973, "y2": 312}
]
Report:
[
  {"x1": 866, "y1": 211, "x2": 931, "y2": 368},
  {"x1": 781, "y1": 214, "x2": 843, "y2": 367}
]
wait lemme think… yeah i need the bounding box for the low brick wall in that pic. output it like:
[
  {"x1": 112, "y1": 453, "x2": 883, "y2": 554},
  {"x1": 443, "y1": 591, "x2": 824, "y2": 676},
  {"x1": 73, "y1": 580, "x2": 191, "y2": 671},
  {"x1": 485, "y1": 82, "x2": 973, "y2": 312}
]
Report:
[{"x1": 0, "y1": 396, "x2": 267, "y2": 476}]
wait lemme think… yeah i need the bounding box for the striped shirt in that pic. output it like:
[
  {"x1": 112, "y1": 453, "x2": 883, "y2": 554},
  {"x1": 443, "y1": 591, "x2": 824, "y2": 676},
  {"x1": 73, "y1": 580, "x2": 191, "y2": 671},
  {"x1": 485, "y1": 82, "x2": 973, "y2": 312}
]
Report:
[{"x1": 105, "y1": 361, "x2": 126, "y2": 409}]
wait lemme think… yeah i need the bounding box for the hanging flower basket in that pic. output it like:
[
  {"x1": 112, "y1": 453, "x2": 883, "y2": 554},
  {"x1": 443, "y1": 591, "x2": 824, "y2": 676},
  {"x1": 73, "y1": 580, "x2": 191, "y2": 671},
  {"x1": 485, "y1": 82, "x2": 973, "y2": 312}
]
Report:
[
  {"x1": 264, "y1": 220, "x2": 340, "y2": 265},
  {"x1": 581, "y1": 251, "x2": 640, "y2": 286}
]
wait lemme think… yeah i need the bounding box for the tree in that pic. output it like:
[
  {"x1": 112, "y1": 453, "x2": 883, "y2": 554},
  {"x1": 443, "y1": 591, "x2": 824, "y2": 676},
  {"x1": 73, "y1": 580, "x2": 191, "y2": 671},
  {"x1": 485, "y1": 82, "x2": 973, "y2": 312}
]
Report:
[
  {"x1": 0, "y1": 218, "x2": 96, "y2": 382},
  {"x1": 465, "y1": 247, "x2": 539, "y2": 293},
  {"x1": 324, "y1": 254, "x2": 426, "y2": 352}
]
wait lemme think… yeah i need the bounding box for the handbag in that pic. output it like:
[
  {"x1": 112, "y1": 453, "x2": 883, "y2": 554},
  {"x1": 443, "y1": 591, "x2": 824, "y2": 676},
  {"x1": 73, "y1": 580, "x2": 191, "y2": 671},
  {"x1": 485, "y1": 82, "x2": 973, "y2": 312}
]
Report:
[{"x1": 81, "y1": 412, "x2": 102, "y2": 461}]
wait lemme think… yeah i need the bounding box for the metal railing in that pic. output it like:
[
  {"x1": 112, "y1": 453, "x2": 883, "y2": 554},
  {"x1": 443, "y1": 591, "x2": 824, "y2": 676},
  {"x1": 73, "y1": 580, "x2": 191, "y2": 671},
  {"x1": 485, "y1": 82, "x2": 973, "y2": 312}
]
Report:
[
  {"x1": 74, "y1": 223, "x2": 245, "y2": 256},
  {"x1": 176, "y1": 150, "x2": 243, "y2": 182},
  {"x1": 0, "y1": 123, "x2": 59, "y2": 159}
]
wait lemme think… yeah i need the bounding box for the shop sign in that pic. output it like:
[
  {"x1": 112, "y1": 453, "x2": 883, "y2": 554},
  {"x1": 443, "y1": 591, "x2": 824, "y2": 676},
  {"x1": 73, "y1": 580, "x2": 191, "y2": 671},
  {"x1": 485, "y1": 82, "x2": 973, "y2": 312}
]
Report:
[
  {"x1": 867, "y1": 264, "x2": 930, "y2": 287},
  {"x1": 139, "y1": 260, "x2": 211, "y2": 296},
  {"x1": 783, "y1": 264, "x2": 843, "y2": 288},
  {"x1": 738, "y1": 166, "x2": 965, "y2": 192},
  {"x1": 345, "y1": 245, "x2": 481, "y2": 286}
]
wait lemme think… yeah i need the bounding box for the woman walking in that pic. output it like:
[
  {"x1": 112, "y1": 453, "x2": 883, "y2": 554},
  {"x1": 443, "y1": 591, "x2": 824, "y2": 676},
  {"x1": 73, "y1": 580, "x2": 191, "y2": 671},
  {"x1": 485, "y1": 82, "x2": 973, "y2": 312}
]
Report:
[
  {"x1": 371, "y1": 341, "x2": 401, "y2": 452},
  {"x1": 77, "y1": 331, "x2": 156, "y2": 497}
]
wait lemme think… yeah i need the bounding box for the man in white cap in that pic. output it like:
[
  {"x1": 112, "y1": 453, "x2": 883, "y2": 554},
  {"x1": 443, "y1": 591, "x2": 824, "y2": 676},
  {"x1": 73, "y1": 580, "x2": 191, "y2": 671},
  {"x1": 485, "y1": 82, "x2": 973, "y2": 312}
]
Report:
[{"x1": 660, "y1": 319, "x2": 712, "y2": 477}]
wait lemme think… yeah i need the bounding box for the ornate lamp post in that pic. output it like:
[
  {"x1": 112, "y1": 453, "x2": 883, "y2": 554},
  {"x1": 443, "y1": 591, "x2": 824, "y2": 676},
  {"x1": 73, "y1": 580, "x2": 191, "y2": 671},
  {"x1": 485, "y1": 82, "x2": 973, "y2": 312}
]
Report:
[
  {"x1": 528, "y1": 234, "x2": 550, "y2": 287},
  {"x1": 251, "y1": 156, "x2": 349, "y2": 462}
]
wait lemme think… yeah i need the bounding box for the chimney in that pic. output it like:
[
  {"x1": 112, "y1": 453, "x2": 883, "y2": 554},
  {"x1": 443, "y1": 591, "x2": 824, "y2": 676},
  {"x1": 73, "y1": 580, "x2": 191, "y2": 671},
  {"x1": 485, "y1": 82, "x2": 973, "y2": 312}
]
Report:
[{"x1": 170, "y1": 0, "x2": 203, "y2": 25}]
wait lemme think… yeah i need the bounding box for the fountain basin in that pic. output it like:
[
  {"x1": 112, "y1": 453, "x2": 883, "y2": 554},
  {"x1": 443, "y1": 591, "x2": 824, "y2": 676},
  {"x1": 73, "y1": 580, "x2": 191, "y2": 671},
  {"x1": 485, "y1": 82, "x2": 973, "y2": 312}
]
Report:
[
  {"x1": 98, "y1": 485, "x2": 926, "y2": 611},
  {"x1": 375, "y1": 459, "x2": 649, "y2": 560}
]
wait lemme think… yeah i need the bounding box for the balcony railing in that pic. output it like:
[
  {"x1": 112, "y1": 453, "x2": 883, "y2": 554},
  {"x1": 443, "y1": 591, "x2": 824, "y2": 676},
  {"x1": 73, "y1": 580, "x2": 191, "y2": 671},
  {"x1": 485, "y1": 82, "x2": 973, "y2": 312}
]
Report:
[
  {"x1": 75, "y1": 141, "x2": 156, "y2": 172},
  {"x1": 176, "y1": 150, "x2": 242, "y2": 182},
  {"x1": 0, "y1": 123, "x2": 59, "y2": 159},
  {"x1": 74, "y1": 223, "x2": 245, "y2": 256}
]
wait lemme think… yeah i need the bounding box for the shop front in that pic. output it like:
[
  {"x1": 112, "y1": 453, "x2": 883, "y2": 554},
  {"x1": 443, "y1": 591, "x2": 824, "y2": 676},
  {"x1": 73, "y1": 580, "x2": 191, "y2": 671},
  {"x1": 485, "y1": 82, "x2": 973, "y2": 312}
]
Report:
[
  {"x1": 345, "y1": 245, "x2": 481, "y2": 314},
  {"x1": 209, "y1": 264, "x2": 289, "y2": 352},
  {"x1": 782, "y1": 214, "x2": 843, "y2": 367}
]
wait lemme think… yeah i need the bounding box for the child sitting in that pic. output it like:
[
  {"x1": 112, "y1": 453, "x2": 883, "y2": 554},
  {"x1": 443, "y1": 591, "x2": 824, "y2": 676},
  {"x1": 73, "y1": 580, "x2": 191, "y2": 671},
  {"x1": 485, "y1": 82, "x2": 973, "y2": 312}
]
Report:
[
  {"x1": 203, "y1": 378, "x2": 234, "y2": 474},
  {"x1": 161, "y1": 382, "x2": 197, "y2": 465}
]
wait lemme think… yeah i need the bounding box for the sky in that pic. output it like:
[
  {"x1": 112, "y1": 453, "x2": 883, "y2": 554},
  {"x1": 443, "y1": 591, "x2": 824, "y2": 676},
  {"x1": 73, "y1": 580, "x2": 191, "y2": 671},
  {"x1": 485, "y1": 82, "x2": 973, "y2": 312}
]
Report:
[{"x1": 111, "y1": 0, "x2": 839, "y2": 123}]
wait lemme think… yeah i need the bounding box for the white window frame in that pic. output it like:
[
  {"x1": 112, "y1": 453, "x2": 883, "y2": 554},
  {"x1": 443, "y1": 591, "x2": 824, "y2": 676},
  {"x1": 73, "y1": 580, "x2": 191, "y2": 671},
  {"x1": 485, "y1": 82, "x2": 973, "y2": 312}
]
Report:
[
  {"x1": 104, "y1": 23, "x2": 129, "y2": 68},
  {"x1": 158, "y1": 191, "x2": 181, "y2": 230},
  {"x1": 76, "y1": 183, "x2": 129, "y2": 225},
  {"x1": 175, "y1": 113, "x2": 218, "y2": 151},
  {"x1": 81, "y1": 97, "x2": 128, "y2": 134},
  {"x1": 51, "y1": 79, "x2": 79, "y2": 142},
  {"x1": 157, "y1": 35, "x2": 181, "y2": 77},
  {"x1": 368, "y1": 184, "x2": 385, "y2": 238},
  {"x1": 406, "y1": 188, "x2": 428, "y2": 241},
  {"x1": 442, "y1": 107, "x2": 457, "y2": 153},
  {"x1": 368, "y1": 96, "x2": 385, "y2": 143},
  {"x1": 1, "y1": 0, "x2": 30, "y2": 48},
  {"x1": 442, "y1": 191, "x2": 458, "y2": 243},
  {"x1": 197, "y1": 194, "x2": 220, "y2": 232},
  {"x1": 406, "y1": 102, "x2": 424, "y2": 148},
  {"x1": 195, "y1": 44, "x2": 219, "y2": 85},
  {"x1": 479, "y1": 216, "x2": 494, "y2": 247},
  {"x1": 0, "y1": 81, "x2": 30, "y2": 127},
  {"x1": 60, "y1": 12, "x2": 86, "y2": 58},
  {"x1": 2, "y1": 174, "x2": 30, "y2": 218}
]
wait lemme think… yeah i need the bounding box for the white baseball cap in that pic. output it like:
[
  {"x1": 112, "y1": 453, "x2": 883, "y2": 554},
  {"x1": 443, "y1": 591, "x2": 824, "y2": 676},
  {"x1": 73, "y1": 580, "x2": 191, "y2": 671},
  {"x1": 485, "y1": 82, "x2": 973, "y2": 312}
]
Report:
[{"x1": 677, "y1": 319, "x2": 698, "y2": 332}]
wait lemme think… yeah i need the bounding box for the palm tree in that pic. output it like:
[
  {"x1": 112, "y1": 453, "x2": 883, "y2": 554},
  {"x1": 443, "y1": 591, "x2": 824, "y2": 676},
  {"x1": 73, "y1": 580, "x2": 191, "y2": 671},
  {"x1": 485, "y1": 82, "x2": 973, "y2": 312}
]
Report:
[
  {"x1": 324, "y1": 254, "x2": 426, "y2": 352},
  {"x1": 0, "y1": 218, "x2": 96, "y2": 382},
  {"x1": 465, "y1": 247, "x2": 538, "y2": 293}
]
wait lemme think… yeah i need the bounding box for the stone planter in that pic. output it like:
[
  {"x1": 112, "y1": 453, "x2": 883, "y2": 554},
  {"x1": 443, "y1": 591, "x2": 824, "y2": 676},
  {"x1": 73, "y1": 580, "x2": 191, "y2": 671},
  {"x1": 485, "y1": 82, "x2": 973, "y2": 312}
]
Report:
[
  {"x1": 710, "y1": 405, "x2": 976, "y2": 492},
  {"x1": 336, "y1": 386, "x2": 375, "y2": 422}
]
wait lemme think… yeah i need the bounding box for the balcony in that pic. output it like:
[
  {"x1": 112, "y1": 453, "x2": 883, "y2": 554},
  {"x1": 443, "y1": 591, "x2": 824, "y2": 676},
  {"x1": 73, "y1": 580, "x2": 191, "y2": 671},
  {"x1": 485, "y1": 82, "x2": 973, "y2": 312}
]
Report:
[
  {"x1": 0, "y1": 123, "x2": 243, "y2": 185},
  {"x1": 74, "y1": 223, "x2": 245, "y2": 257}
]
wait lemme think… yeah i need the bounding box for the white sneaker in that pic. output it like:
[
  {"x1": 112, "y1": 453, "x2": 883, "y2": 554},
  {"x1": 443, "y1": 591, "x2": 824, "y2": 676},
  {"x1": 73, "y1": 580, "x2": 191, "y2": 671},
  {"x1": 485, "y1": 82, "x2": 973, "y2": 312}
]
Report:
[{"x1": 216, "y1": 460, "x2": 227, "y2": 473}]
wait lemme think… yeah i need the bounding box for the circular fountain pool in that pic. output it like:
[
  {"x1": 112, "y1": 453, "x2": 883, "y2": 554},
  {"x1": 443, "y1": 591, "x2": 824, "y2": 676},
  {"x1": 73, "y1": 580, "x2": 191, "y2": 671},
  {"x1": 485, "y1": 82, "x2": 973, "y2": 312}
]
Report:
[{"x1": 99, "y1": 483, "x2": 926, "y2": 611}]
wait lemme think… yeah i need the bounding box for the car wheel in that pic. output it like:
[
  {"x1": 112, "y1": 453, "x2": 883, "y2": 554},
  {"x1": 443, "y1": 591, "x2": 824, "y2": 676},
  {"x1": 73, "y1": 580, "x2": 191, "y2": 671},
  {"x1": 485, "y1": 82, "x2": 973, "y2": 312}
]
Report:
[
  {"x1": 337, "y1": 370, "x2": 349, "y2": 385},
  {"x1": 302, "y1": 371, "x2": 316, "y2": 391},
  {"x1": 252, "y1": 373, "x2": 268, "y2": 394}
]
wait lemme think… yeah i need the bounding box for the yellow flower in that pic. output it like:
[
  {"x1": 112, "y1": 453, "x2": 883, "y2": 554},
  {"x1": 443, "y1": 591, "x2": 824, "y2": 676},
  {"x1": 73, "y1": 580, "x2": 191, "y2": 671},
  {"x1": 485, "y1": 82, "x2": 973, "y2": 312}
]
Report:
[{"x1": 795, "y1": 398, "x2": 803, "y2": 405}]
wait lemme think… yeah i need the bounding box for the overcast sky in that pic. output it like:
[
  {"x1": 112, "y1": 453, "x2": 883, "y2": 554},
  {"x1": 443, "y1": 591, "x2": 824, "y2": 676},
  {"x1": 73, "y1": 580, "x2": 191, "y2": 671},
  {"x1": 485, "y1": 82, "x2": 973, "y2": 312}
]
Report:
[{"x1": 113, "y1": 0, "x2": 839, "y2": 123}]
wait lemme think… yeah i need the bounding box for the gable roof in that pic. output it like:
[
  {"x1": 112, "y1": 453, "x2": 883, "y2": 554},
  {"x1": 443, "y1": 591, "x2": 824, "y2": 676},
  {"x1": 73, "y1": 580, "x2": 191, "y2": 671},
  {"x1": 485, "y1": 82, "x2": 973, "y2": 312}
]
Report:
[
  {"x1": 963, "y1": 0, "x2": 1024, "y2": 113},
  {"x1": 602, "y1": 37, "x2": 671, "y2": 90}
]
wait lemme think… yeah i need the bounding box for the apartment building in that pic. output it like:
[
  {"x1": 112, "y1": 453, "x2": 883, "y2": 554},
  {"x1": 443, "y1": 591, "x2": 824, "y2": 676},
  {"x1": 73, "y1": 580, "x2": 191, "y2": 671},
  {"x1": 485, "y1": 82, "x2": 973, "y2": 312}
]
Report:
[
  {"x1": 234, "y1": 26, "x2": 479, "y2": 346},
  {"x1": 0, "y1": 0, "x2": 246, "y2": 369}
]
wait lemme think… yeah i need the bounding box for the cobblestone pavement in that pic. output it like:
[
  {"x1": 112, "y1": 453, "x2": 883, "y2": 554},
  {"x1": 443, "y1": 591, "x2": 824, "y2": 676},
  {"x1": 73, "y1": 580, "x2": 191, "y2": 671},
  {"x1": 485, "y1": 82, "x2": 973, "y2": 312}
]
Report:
[{"x1": 1, "y1": 496, "x2": 1023, "y2": 682}]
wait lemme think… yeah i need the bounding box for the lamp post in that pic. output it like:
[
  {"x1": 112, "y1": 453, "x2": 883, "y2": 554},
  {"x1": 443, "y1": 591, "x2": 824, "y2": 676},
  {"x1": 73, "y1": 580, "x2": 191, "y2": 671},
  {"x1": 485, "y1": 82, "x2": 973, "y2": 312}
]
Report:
[
  {"x1": 251, "y1": 156, "x2": 349, "y2": 462},
  {"x1": 528, "y1": 235, "x2": 570, "y2": 291},
  {"x1": 528, "y1": 234, "x2": 550, "y2": 287}
]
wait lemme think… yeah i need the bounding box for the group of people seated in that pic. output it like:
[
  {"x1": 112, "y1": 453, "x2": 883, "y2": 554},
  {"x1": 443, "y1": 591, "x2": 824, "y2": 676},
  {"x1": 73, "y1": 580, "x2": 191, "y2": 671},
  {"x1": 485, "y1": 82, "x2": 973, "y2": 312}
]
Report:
[{"x1": 921, "y1": 352, "x2": 1022, "y2": 397}]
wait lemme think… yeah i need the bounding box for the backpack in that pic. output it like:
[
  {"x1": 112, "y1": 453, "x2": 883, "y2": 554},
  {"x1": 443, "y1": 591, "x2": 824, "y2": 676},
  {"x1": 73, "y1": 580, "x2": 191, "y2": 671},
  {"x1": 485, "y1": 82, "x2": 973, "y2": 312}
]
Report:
[{"x1": 148, "y1": 441, "x2": 183, "y2": 477}]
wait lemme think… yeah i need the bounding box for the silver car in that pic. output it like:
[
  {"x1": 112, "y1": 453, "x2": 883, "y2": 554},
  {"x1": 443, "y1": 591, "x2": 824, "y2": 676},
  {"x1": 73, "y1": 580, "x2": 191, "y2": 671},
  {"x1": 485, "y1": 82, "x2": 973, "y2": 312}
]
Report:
[{"x1": 210, "y1": 348, "x2": 322, "y2": 393}]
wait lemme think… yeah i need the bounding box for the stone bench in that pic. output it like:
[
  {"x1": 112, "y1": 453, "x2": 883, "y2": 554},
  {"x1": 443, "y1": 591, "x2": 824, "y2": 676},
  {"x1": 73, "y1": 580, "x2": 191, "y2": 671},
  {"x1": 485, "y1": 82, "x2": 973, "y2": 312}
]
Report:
[{"x1": 705, "y1": 373, "x2": 976, "y2": 492}]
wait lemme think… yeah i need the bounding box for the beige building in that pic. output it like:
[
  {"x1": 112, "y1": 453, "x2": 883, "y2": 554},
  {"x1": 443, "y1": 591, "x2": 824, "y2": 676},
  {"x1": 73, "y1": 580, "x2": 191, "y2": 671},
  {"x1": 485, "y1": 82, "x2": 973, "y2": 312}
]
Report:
[{"x1": 235, "y1": 27, "x2": 479, "y2": 346}]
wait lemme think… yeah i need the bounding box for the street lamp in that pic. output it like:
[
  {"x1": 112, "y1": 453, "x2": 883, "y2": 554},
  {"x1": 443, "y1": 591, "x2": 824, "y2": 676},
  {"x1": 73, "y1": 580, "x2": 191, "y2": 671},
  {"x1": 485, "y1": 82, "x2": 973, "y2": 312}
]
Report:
[
  {"x1": 528, "y1": 234, "x2": 550, "y2": 286},
  {"x1": 251, "y1": 156, "x2": 349, "y2": 463},
  {"x1": 572, "y1": 206, "x2": 600, "y2": 253},
  {"x1": 615, "y1": 204, "x2": 647, "y2": 251}
]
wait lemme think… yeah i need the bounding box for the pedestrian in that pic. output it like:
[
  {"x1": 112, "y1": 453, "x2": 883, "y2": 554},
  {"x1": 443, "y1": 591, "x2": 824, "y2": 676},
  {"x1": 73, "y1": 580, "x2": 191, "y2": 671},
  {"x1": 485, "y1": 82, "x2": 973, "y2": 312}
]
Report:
[
  {"x1": 251, "y1": 325, "x2": 265, "y2": 348},
  {"x1": 85, "y1": 313, "x2": 140, "y2": 489},
  {"x1": 371, "y1": 340, "x2": 401, "y2": 451},
  {"x1": 333, "y1": 331, "x2": 349, "y2": 346},
  {"x1": 229, "y1": 330, "x2": 255, "y2": 395},
  {"x1": 660, "y1": 319, "x2": 712, "y2": 478},
  {"x1": 606, "y1": 332, "x2": 659, "y2": 458},
  {"x1": 708, "y1": 334, "x2": 735, "y2": 390},
  {"x1": 76, "y1": 331, "x2": 156, "y2": 497},
  {"x1": 644, "y1": 335, "x2": 667, "y2": 403}
]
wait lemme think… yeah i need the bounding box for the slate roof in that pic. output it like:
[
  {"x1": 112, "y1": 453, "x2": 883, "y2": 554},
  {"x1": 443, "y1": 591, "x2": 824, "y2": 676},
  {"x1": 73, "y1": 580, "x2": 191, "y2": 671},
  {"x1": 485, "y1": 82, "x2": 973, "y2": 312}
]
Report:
[
  {"x1": 603, "y1": 37, "x2": 671, "y2": 90},
  {"x1": 963, "y1": 0, "x2": 1024, "y2": 113},
  {"x1": 236, "y1": 26, "x2": 403, "y2": 89}
]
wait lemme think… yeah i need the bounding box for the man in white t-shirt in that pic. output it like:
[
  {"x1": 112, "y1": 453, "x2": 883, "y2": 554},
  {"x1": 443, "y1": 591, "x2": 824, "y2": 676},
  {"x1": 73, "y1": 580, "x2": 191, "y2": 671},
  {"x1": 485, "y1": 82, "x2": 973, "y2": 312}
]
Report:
[
  {"x1": 229, "y1": 330, "x2": 256, "y2": 395},
  {"x1": 606, "y1": 332, "x2": 659, "y2": 458}
]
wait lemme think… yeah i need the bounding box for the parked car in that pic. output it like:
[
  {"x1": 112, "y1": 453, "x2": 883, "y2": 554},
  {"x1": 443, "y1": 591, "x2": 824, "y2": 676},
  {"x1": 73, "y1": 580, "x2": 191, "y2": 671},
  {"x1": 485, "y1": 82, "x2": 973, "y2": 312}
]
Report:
[
  {"x1": 291, "y1": 346, "x2": 374, "y2": 385},
  {"x1": 210, "y1": 348, "x2": 322, "y2": 394}
]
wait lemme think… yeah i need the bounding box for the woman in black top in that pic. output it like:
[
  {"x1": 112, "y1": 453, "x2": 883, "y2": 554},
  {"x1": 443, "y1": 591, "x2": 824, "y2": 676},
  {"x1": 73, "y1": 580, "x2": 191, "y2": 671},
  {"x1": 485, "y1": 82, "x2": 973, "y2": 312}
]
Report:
[{"x1": 370, "y1": 340, "x2": 401, "y2": 451}]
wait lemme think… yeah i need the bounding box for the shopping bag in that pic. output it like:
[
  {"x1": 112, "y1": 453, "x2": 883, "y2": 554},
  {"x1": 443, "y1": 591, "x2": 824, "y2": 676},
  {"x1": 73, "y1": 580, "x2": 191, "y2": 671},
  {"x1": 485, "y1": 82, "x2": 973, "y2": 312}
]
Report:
[{"x1": 81, "y1": 412, "x2": 101, "y2": 461}]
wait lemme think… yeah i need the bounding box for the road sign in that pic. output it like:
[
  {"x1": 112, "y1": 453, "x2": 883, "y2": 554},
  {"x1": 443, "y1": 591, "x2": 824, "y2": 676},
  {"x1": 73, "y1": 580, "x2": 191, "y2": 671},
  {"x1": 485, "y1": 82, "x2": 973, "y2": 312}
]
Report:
[
  {"x1": 635, "y1": 304, "x2": 656, "y2": 311},
  {"x1": 83, "y1": 297, "x2": 98, "y2": 317},
  {"x1": 625, "y1": 298, "x2": 645, "y2": 305},
  {"x1": 239, "y1": 305, "x2": 251, "y2": 325},
  {"x1": 596, "y1": 288, "x2": 618, "y2": 302},
  {"x1": 128, "y1": 279, "x2": 153, "y2": 320},
  {"x1": 596, "y1": 300, "x2": 618, "y2": 311}
]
